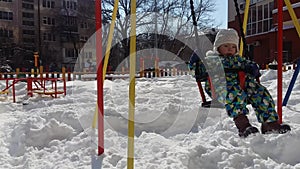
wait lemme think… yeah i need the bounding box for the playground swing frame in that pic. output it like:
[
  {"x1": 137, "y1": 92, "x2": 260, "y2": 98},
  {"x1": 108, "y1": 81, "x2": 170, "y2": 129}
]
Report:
[
  {"x1": 190, "y1": 0, "x2": 255, "y2": 108},
  {"x1": 191, "y1": 0, "x2": 300, "y2": 124}
]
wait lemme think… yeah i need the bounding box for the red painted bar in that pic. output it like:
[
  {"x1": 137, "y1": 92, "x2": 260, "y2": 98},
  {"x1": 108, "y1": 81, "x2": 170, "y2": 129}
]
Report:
[
  {"x1": 95, "y1": 0, "x2": 104, "y2": 155},
  {"x1": 277, "y1": 0, "x2": 283, "y2": 124}
]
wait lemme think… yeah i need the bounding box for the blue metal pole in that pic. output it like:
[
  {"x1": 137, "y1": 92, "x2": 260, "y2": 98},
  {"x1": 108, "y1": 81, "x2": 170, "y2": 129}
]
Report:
[{"x1": 283, "y1": 59, "x2": 300, "y2": 106}]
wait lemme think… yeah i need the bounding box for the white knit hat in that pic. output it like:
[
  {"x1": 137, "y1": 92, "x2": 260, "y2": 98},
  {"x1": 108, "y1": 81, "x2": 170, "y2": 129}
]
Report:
[{"x1": 213, "y1": 28, "x2": 239, "y2": 54}]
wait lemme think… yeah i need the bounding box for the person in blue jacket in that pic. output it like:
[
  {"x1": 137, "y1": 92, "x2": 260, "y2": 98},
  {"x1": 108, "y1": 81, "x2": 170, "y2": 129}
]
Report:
[{"x1": 189, "y1": 28, "x2": 291, "y2": 137}]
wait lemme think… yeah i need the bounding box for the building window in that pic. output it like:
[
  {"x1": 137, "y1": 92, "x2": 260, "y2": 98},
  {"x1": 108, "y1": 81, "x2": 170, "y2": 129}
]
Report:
[
  {"x1": 0, "y1": 11, "x2": 13, "y2": 20},
  {"x1": 0, "y1": 0, "x2": 13, "y2": 2},
  {"x1": 22, "y1": 12, "x2": 34, "y2": 19},
  {"x1": 63, "y1": 0, "x2": 77, "y2": 10},
  {"x1": 80, "y1": 22, "x2": 88, "y2": 29},
  {"x1": 246, "y1": 1, "x2": 273, "y2": 36},
  {"x1": 65, "y1": 16, "x2": 77, "y2": 26},
  {"x1": 43, "y1": 32, "x2": 56, "y2": 41},
  {"x1": 22, "y1": 3, "x2": 34, "y2": 10},
  {"x1": 42, "y1": 0, "x2": 55, "y2": 8},
  {"x1": 22, "y1": 0, "x2": 34, "y2": 2},
  {"x1": 42, "y1": 17, "x2": 55, "y2": 25},
  {"x1": 23, "y1": 29, "x2": 35, "y2": 35},
  {"x1": 23, "y1": 38, "x2": 35, "y2": 43},
  {"x1": 0, "y1": 28, "x2": 13, "y2": 38},
  {"x1": 22, "y1": 20, "x2": 34, "y2": 26},
  {"x1": 80, "y1": 36, "x2": 88, "y2": 42},
  {"x1": 65, "y1": 48, "x2": 75, "y2": 58}
]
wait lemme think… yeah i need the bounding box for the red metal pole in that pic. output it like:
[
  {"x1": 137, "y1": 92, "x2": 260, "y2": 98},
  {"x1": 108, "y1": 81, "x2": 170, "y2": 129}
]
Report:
[
  {"x1": 12, "y1": 79, "x2": 16, "y2": 103},
  {"x1": 54, "y1": 80, "x2": 57, "y2": 98},
  {"x1": 6, "y1": 79, "x2": 8, "y2": 89},
  {"x1": 63, "y1": 78, "x2": 66, "y2": 96},
  {"x1": 277, "y1": 0, "x2": 283, "y2": 124},
  {"x1": 27, "y1": 78, "x2": 33, "y2": 97},
  {"x1": 67, "y1": 67, "x2": 71, "y2": 81},
  {"x1": 95, "y1": 0, "x2": 104, "y2": 155}
]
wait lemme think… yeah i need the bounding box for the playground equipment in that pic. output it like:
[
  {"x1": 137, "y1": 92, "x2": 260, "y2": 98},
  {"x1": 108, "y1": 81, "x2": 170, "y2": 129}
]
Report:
[
  {"x1": 0, "y1": 77, "x2": 66, "y2": 103},
  {"x1": 192, "y1": 0, "x2": 300, "y2": 124},
  {"x1": 27, "y1": 77, "x2": 66, "y2": 97},
  {"x1": 281, "y1": 0, "x2": 300, "y2": 106},
  {"x1": 127, "y1": 0, "x2": 137, "y2": 168},
  {"x1": 92, "y1": 0, "x2": 299, "y2": 168},
  {"x1": 0, "y1": 67, "x2": 67, "y2": 103},
  {"x1": 276, "y1": 0, "x2": 300, "y2": 122},
  {"x1": 283, "y1": 59, "x2": 300, "y2": 106},
  {"x1": 95, "y1": 0, "x2": 104, "y2": 158}
]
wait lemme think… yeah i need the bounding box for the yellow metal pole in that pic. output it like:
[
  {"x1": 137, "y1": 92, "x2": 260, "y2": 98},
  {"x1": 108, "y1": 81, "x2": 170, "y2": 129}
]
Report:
[
  {"x1": 34, "y1": 52, "x2": 39, "y2": 67},
  {"x1": 16, "y1": 68, "x2": 20, "y2": 78},
  {"x1": 103, "y1": 0, "x2": 119, "y2": 81},
  {"x1": 92, "y1": 106, "x2": 98, "y2": 129},
  {"x1": 31, "y1": 68, "x2": 35, "y2": 77},
  {"x1": 40, "y1": 66, "x2": 43, "y2": 78},
  {"x1": 239, "y1": 0, "x2": 250, "y2": 56},
  {"x1": 284, "y1": 0, "x2": 300, "y2": 38},
  {"x1": 127, "y1": 0, "x2": 136, "y2": 168}
]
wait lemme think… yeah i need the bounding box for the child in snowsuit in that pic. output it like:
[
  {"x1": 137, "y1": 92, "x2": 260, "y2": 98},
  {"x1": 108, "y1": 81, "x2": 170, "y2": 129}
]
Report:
[{"x1": 189, "y1": 28, "x2": 291, "y2": 137}]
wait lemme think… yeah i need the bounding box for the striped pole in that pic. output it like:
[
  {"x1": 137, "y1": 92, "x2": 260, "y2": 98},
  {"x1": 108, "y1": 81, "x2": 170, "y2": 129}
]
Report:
[{"x1": 127, "y1": 0, "x2": 136, "y2": 168}]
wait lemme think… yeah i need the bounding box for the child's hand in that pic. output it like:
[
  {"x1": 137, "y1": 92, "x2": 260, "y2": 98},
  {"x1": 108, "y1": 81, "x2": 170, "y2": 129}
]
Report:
[
  {"x1": 190, "y1": 52, "x2": 200, "y2": 64},
  {"x1": 244, "y1": 63, "x2": 261, "y2": 78},
  {"x1": 188, "y1": 63, "x2": 194, "y2": 70},
  {"x1": 188, "y1": 51, "x2": 200, "y2": 70}
]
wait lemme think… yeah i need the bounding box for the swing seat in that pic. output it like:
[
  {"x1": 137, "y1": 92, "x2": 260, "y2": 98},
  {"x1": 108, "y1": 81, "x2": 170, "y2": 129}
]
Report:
[{"x1": 197, "y1": 69, "x2": 252, "y2": 108}]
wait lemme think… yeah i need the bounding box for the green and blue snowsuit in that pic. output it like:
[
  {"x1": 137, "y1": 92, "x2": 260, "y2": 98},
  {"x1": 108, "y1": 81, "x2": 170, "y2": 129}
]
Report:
[{"x1": 189, "y1": 52, "x2": 279, "y2": 123}]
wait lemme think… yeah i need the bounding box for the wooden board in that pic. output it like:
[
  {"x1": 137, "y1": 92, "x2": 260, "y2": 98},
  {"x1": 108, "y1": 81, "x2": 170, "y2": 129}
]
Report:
[
  {"x1": 0, "y1": 90, "x2": 9, "y2": 94},
  {"x1": 33, "y1": 90, "x2": 64, "y2": 95}
]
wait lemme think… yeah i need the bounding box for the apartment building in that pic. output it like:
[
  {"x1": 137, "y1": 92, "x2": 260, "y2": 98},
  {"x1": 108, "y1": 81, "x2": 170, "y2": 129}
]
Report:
[
  {"x1": 0, "y1": 0, "x2": 95, "y2": 70},
  {"x1": 228, "y1": 0, "x2": 300, "y2": 67}
]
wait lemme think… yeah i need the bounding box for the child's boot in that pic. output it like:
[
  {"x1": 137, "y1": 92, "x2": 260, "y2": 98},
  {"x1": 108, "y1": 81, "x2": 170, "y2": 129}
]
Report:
[
  {"x1": 261, "y1": 121, "x2": 291, "y2": 134},
  {"x1": 234, "y1": 114, "x2": 259, "y2": 137}
]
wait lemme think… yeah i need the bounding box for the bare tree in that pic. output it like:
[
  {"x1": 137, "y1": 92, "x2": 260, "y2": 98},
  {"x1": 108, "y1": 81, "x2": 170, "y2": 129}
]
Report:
[
  {"x1": 102, "y1": 0, "x2": 216, "y2": 38},
  {"x1": 101, "y1": 0, "x2": 216, "y2": 68}
]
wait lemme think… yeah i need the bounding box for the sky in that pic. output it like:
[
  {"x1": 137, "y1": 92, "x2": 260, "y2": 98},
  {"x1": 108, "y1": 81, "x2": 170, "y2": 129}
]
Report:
[
  {"x1": 0, "y1": 68, "x2": 300, "y2": 168},
  {"x1": 214, "y1": 0, "x2": 228, "y2": 28}
]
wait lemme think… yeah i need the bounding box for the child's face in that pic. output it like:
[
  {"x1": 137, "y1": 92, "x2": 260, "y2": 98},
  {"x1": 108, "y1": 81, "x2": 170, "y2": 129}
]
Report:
[{"x1": 218, "y1": 43, "x2": 237, "y2": 56}]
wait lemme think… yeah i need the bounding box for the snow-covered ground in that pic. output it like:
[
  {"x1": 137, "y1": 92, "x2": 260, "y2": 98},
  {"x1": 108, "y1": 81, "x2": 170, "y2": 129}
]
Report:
[{"x1": 0, "y1": 69, "x2": 300, "y2": 169}]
